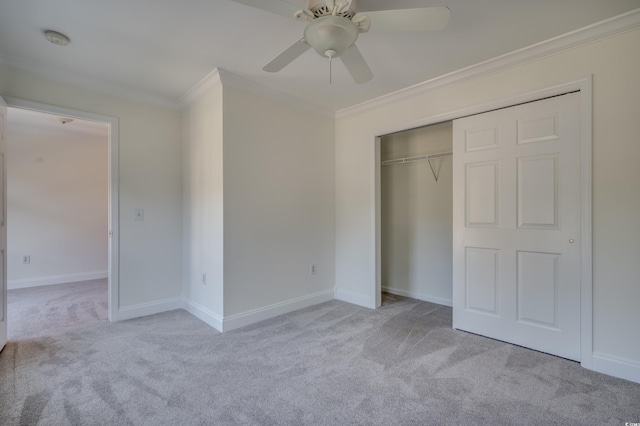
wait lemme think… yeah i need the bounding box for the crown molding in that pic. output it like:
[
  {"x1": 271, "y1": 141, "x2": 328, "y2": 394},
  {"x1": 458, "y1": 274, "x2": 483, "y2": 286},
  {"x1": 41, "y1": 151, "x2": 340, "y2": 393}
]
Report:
[
  {"x1": 336, "y1": 8, "x2": 640, "y2": 119},
  {"x1": 217, "y1": 69, "x2": 334, "y2": 118},
  {"x1": 0, "y1": 54, "x2": 181, "y2": 111},
  {"x1": 179, "y1": 67, "x2": 334, "y2": 118},
  {"x1": 177, "y1": 68, "x2": 224, "y2": 107}
]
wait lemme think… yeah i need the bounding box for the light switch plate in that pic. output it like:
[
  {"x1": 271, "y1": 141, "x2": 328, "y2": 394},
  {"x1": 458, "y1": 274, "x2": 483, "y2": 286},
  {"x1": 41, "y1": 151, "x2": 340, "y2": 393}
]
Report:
[{"x1": 134, "y1": 208, "x2": 144, "y2": 221}]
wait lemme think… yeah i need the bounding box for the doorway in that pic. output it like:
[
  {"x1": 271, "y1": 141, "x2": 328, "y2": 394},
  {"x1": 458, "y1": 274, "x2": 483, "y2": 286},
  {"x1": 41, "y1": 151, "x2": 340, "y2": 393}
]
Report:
[{"x1": 4, "y1": 97, "x2": 119, "y2": 323}]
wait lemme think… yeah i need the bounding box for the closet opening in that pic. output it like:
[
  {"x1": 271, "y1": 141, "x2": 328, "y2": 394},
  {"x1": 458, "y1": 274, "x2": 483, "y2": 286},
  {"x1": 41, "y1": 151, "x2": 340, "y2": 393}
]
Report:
[{"x1": 380, "y1": 121, "x2": 453, "y2": 307}]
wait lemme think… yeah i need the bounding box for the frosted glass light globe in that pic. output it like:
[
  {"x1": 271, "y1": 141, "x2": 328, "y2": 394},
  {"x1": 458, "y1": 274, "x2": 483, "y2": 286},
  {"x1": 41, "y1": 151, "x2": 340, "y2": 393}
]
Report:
[{"x1": 304, "y1": 15, "x2": 358, "y2": 58}]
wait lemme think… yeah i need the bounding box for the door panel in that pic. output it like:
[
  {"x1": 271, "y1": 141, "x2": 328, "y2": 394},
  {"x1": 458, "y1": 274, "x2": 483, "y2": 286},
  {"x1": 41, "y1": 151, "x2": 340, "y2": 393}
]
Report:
[
  {"x1": 466, "y1": 161, "x2": 499, "y2": 227},
  {"x1": 453, "y1": 93, "x2": 581, "y2": 361},
  {"x1": 517, "y1": 154, "x2": 558, "y2": 228},
  {"x1": 517, "y1": 250, "x2": 559, "y2": 329},
  {"x1": 465, "y1": 247, "x2": 500, "y2": 315}
]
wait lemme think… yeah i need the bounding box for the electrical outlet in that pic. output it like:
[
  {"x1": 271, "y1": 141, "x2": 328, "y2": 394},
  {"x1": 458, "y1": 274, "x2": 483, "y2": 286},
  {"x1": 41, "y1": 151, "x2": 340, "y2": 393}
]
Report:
[
  {"x1": 202, "y1": 273, "x2": 207, "y2": 285},
  {"x1": 22, "y1": 255, "x2": 31, "y2": 264},
  {"x1": 310, "y1": 264, "x2": 317, "y2": 275}
]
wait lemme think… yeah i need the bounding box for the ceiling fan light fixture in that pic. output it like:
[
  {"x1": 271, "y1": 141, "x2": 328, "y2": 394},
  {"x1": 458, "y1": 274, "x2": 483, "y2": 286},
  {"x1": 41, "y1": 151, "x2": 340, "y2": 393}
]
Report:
[{"x1": 303, "y1": 15, "x2": 358, "y2": 59}]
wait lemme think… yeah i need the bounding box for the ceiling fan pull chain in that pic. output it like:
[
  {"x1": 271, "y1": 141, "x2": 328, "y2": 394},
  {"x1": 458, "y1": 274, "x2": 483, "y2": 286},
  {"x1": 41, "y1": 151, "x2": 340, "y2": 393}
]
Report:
[
  {"x1": 325, "y1": 49, "x2": 337, "y2": 84},
  {"x1": 329, "y1": 56, "x2": 332, "y2": 84}
]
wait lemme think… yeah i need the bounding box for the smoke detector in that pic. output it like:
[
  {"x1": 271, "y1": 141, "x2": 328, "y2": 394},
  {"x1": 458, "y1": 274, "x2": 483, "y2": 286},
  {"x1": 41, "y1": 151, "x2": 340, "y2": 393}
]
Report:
[
  {"x1": 44, "y1": 30, "x2": 70, "y2": 46},
  {"x1": 57, "y1": 117, "x2": 74, "y2": 125}
]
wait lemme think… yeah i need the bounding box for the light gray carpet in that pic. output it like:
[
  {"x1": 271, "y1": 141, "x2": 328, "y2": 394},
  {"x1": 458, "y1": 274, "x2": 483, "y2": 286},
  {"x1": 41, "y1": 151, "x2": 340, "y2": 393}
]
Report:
[{"x1": 1, "y1": 281, "x2": 639, "y2": 425}]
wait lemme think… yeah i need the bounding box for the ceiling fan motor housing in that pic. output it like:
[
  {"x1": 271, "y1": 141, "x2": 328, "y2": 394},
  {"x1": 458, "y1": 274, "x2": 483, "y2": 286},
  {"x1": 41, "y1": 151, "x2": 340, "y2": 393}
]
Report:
[
  {"x1": 307, "y1": 0, "x2": 357, "y2": 19},
  {"x1": 304, "y1": 15, "x2": 359, "y2": 58}
]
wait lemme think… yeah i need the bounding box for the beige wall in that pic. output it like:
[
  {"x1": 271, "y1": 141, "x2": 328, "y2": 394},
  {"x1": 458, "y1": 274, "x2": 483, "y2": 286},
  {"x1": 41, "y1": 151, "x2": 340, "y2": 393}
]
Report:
[
  {"x1": 181, "y1": 82, "x2": 336, "y2": 329},
  {"x1": 0, "y1": 68, "x2": 183, "y2": 311},
  {"x1": 335, "y1": 29, "x2": 640, "y2": 379},
  {"x1": 7, "y1": 126, "x2": 108, "y2": 288},
  {"x1": 222, "y1": 86, "x2": 335, "y2": 317},
  {"x1": 182, "y1": 84, "x2": 224, "y2": 319}
]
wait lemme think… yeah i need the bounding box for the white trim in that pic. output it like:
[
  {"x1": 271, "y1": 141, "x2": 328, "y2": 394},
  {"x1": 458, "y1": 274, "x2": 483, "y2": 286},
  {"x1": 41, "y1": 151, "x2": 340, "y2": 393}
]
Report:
[
  {"x1": 382, "y1": 286, "x2": 452, "y2": 307},
  {"x1": 0, "y1": 55, "x2": 180, "y2": 111},
  {"x1": 335, "y1": 288, "x2": 374, "y2": 309},
  {"x1": 1, "y1": 96, "x2": 6, "y2": 351},
  {"x1": 178, "y1": 68, "x2": 223, "y2": 107},
  {"x1": 8, "y1": 122, "x2": 107, "y2": 141},
  {"x1": 8, "y1": 271, "x2": 108, "y2": 290},
  {"x1": 369, "y1": 77, "x2": 593, "y2": 373},
  {"x1": 579, "y1": 77, "x2": 594, "y2": 370},
  {"x1": 3, "y1": 97, "x2": 120, "y2": 323},
  {"x1": 117, "y1": 297, "x2": 183, "y2": 321},
  {"x1": 178, "y1": 68, "x2": 334, "y2": 116},
  {"x1": 108, "y1": 114, "x2": 120, "y2": 323},
  {"x1": 4, "y1": 97, "x2": 118, "y2": 127},
  {"x1": 592, "y1": 353, "x2": 640, "y2": 385},
  {"x1": 371, "y1": 80, "x2": 590, "y2": 138},
  {"x1": 373, "y1": 136, "x2": 382, "y2": 308},
  {"x1": 216, "y1": 69, "x2": 334, "y2": 118},
  {"x1": 336, "y1": 9, "x2": 640, "y2": 119},
  {"x1": 222, "y1": 289, "x2": 334, "y2": 332},
  {"x1": 183, "y1": 298, "x2": 223, "y2": 332}
]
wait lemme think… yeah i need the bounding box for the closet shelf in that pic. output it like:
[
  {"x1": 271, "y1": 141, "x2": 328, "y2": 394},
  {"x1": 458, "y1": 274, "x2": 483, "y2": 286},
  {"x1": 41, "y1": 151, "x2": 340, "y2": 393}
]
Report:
[{"x1": 381, "y1": 151, "x2": 452, "y2": 182}]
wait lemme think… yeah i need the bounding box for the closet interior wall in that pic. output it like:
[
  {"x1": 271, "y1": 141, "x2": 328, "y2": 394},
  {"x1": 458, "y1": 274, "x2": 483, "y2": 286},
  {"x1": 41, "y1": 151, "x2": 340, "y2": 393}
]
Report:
[{"x1": 381, "y1": 121, "x2": 453, "y2": 306}]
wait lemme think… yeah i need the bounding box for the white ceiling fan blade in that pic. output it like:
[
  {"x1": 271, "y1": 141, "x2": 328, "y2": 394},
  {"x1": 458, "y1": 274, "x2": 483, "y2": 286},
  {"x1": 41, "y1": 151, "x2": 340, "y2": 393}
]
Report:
[
  {"x1": 357, "y1": 0, "x2": 440, "y2": 12},
  {"x1": 363, "y1": 7, "x2": 450, "y2": 32},
  {"x1": 227, "y1": 0, "x2": 302, "y2": 19},
  {"x1": 340, "y1": 44, "x2": 373, "y2": 84},
  {"x1": 263, "y1": 39, "x2": 311, "y2": 72}
]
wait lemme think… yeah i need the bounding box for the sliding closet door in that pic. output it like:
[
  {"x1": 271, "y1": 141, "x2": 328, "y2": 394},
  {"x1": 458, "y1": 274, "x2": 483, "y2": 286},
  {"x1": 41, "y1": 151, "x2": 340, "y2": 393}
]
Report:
[{"x1": 452, "y1": 93, "x2": 581, "y2": 361}]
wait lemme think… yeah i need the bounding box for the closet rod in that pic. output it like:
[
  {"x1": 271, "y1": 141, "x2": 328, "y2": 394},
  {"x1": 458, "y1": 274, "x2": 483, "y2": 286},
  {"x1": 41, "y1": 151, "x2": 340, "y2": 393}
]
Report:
[{"x1": 380, "y1": 151, "x2": 452, "y2": 166}]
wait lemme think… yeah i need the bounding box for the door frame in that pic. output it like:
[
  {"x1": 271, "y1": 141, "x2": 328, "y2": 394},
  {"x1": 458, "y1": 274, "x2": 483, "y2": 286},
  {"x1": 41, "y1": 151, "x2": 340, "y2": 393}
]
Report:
[
  {"x1": 4, "y1": 97, "x2": 120, "y2": 322},
  {"x1": 370, "y1": 77, "x2": 593, "y2": 368}
]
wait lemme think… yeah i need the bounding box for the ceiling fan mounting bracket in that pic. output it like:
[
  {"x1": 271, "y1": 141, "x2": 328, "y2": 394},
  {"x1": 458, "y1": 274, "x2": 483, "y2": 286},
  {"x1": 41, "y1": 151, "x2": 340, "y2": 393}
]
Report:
[{"x1": 307, "y1": 0, "x2": 356, "y2": 19}]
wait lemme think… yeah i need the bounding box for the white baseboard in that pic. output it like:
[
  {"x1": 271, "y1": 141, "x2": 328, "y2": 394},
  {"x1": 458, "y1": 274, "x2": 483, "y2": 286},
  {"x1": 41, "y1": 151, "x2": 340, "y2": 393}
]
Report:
[
  {"x1": 222, "y1": 288, "x2": 334, "y2": 332},
  {"x1": 117, "y1": 297, "x2": 183, "y2": 321},
  {"x1": 335, "y1": 288, "x2": 374, "y2": 309},
  {"x1": 382, "y1": 286, "x2": 453, "y2": 307},
  {"x1": 8, "y1": 270, "x2": 108, "y2": 290},
  {"x1": 183, "y1": 299, "x2": 223, "y2": 332},
  {"x1": 591, "y1": 352, "x2": 640, "y2": 384}
]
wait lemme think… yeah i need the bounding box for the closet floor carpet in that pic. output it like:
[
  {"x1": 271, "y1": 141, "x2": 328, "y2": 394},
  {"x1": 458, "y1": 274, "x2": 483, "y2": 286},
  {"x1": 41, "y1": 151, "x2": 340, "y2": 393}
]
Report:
[{"x1": 1, "y1": 282, "x2": 639, "y2": 425}]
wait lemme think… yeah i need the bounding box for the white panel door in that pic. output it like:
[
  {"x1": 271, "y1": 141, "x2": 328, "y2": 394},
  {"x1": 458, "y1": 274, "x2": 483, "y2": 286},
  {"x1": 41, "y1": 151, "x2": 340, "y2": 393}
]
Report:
[
  {"x1": 0, "y1": 96, "x2": 7, "y2": 352},
  {"x1": 453, "y1": 93, "x2": 581, "y2": 361}
]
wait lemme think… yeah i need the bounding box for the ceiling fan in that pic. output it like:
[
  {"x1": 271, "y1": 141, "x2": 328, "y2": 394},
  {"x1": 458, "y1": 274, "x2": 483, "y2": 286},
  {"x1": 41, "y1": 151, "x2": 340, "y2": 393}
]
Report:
[{"x1": 229, "y1": 0, "x2": 450, "y2": 83}]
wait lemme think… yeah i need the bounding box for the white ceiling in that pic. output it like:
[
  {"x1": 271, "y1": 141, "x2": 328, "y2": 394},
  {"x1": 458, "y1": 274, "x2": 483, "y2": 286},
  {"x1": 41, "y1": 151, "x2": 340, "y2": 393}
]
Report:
[{"x1": 0, "y1": 0, "x2": 638, "y2": 112}]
